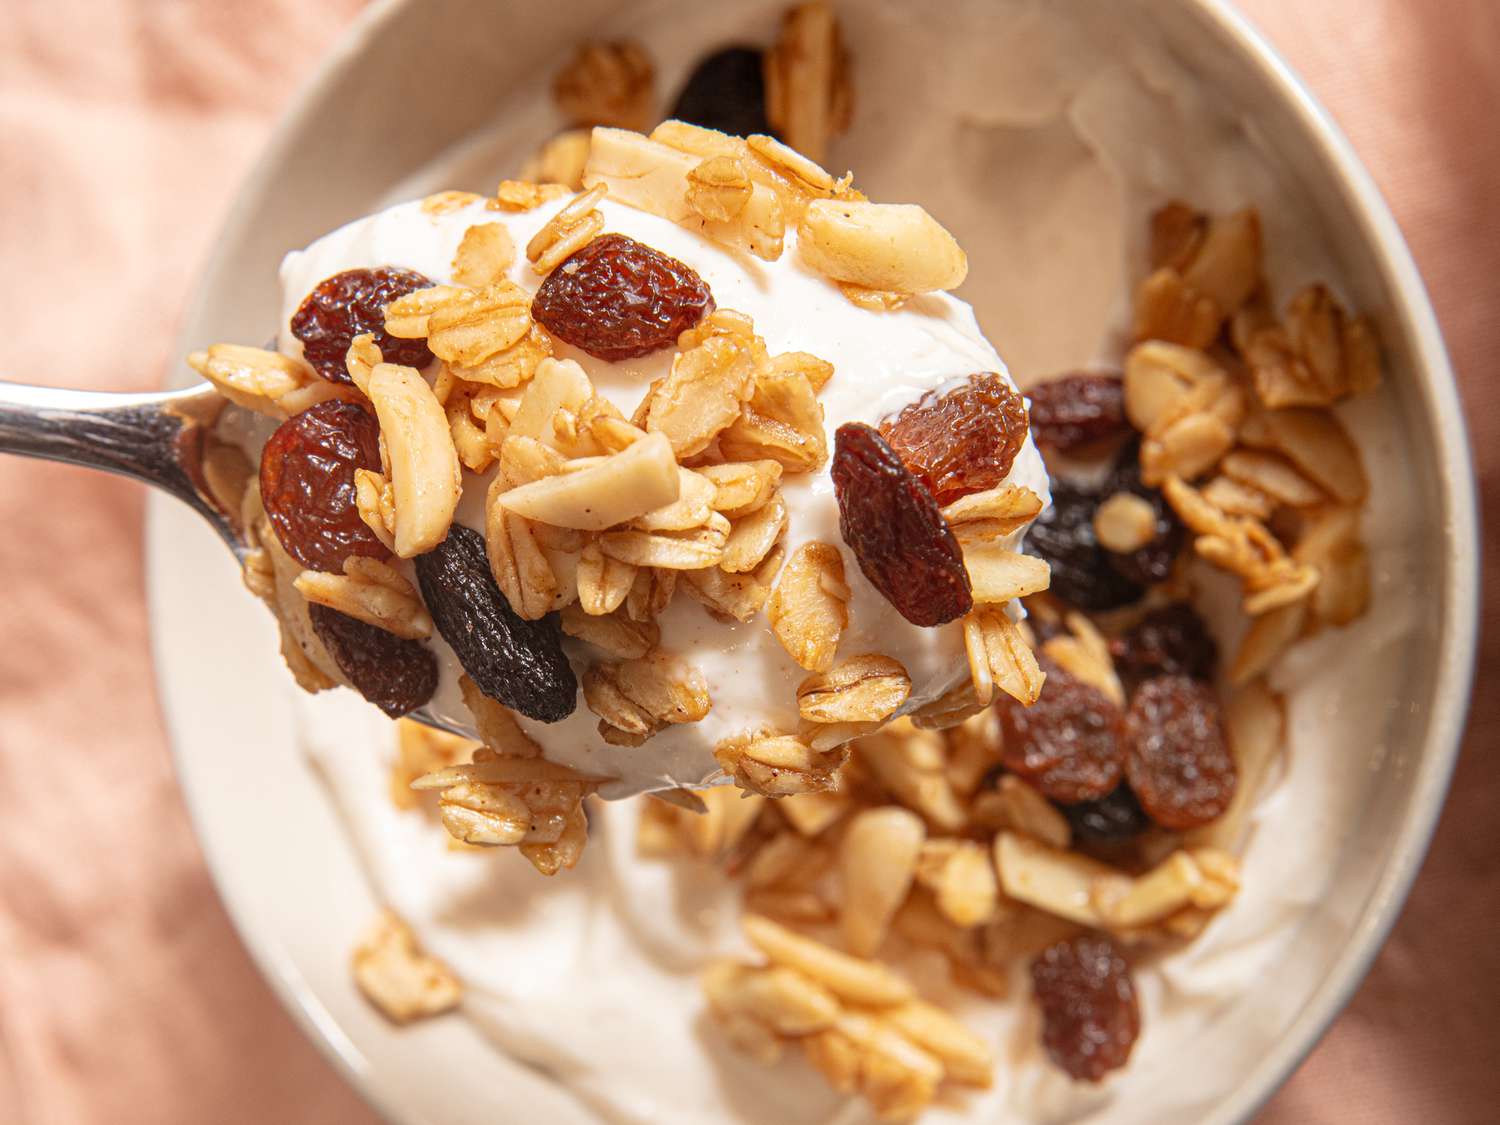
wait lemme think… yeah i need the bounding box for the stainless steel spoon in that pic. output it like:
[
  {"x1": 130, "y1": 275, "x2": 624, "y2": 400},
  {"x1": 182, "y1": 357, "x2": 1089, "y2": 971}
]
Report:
[{"x1": 0, "y1": 378, "x2": 466, "y2": 735}]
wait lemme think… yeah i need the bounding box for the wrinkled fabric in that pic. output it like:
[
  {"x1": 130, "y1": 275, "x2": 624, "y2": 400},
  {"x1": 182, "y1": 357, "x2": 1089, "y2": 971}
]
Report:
[{"x1": 0, "y1": 2, "x2": 1495, "y2": 1122}]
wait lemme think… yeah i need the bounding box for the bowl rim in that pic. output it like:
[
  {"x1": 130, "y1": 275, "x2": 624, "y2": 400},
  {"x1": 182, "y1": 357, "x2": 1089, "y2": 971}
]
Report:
[
  {"x1": 1178, "y1": 2, "x2": 1479, "y2": 1120},
  {"x1": 152, "y1": 0, "x2": 1480, "y2": 1122}
]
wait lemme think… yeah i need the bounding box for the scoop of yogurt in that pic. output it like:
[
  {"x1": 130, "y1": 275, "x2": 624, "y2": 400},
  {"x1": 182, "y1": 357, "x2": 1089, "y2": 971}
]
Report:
[{"x1": 271, "y1": 191, "x2": 1048, "y2": 798}]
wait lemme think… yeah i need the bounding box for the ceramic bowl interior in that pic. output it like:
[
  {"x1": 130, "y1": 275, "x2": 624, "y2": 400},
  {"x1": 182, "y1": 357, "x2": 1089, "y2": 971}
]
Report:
[{"x1": 149, "y1": 1, "x2": 1477, "y2": 1122}]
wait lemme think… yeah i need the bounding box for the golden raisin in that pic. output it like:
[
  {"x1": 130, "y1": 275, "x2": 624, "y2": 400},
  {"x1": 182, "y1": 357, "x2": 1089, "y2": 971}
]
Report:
[
  {"x1": 290, "y1": 267, "x2": 436, "y2": 384},
  {"x1": 877, "y1": 373, "x2": 1029, "y2": 506},
  {"x1": 1122, "y1": 675, "x2": 1236, "y2": 830},
  {"x1": 259, "y1": 399, "x2": 390, "y2": 573},
  {"x1": 998, "y1": 658, "x2": 1123, "y2": 803},
  {"x1": 1031, "y1": 934, "x2": 1140, "y2": 1082},
  {"x1": 531, "y1": 233, "x2": 715, "y2": 361}
]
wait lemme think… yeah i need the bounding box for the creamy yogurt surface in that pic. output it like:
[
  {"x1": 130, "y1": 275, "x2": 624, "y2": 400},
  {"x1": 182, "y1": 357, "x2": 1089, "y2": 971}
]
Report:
[
  {"x1": 283, "y1": 0, "x2": 1422, "y2": 1121},
  {"x1": 277, "y1": 194, "x2": 1050, "y2": 797}
]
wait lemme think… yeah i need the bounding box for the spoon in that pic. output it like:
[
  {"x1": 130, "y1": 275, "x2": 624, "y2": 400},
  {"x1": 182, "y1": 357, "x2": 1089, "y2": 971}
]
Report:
[{"x1": 0, "y1": 378, "x2": 468, "y2": 737}]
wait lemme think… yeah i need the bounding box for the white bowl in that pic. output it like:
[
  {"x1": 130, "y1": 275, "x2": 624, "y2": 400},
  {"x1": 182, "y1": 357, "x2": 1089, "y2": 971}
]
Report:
[{"x1": 150, "y1": 0, "x2": 1479, "y2": 1121}]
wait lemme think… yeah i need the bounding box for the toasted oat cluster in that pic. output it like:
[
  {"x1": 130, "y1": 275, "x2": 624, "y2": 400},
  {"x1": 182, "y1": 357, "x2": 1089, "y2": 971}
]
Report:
[
  {"x1": 207, "y1": 4, "x2": 1383, "y2": 1106},
  {"x1": 196, "y1": 92, "x2": 1025, "y2": 891},
  {"x1": 634, "y1": 196, "x2": 1383, "y2": 1115},
  {"x1": 351, "y1": 909, "x2": 463, "y2": 1024}
]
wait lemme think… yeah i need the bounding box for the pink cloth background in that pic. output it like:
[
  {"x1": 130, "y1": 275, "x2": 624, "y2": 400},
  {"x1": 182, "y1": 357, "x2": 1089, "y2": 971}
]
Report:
[{"x1": 1, "y1": 2, "x2": 1495, "y2": 1122}]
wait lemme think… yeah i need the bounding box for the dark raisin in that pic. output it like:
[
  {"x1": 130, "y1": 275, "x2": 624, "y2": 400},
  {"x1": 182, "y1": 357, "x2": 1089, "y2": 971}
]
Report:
[
  {"x1": 999, "y1": 659, "x2": 1123, "y2": 803},
  {"x1": 414, "y1": 525, "x2": 577, "y2": 722},
  {"x1": 308, "y1": 604, "x2": 437, "y2": 718},
  {"x1": 832, "y1": 423, "x2": 971, "y2": 627},
  {"x1": 1027, "y1": 373, "x2": 1128, "y2": 452},
  {"x1": 1102, "y1": 443, "x2": 1185, "y2": 586},
  {"x1": 1111, "y1": 603, "x2": 1218, "y2": 685},
  {"x1": 1030, "y1": 934, "x2": 1140, "y2": 1082},
  {"x1": 669, "y1": 47, "x2": 774, "y2": 137},
  {"x1": 1027, "y1": 480, "x2": 1144, "y2": 611},
  {"x1": 878, "y1": 374, "x2": 1030, "y2": 506},
  {"x1": 290, "y1": 267, "x2": 436, "y2": 384},
  {"x1": 1062, "y1": 785, "x2": 1152, "y2": 843},
  {"x1": 259, "y1": 399, "x2": 390, "y2": 573},
  {"x1": 1122, "y1": 675, "x2": 1236, "y2": 830},
  {"x1": 531, "y1": 233, "x2": 715, "y2": 361}
]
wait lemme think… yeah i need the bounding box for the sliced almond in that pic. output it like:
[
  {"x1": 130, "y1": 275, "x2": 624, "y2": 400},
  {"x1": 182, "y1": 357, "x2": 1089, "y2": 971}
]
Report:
[
  {"x1": 883, "y1": 1001, "x2": 993, "y2": 1089},
  {"x1": 742, "y1": 914, "x2": 913, "y2": 1006},
  {"x1": 993, "y1": 831, "x2": 1120, "y2": 927},
  {"x1": 498, "y1": 432, "x2": 680, "y2": 530},
  {"x1": 366, "y1": 363, "x2": 462, "y2": 557},
  {"x1": 797, "y1": 199, "x2": 967, "y2": 293},
  {"x1": 1093, "y1": 851, "x2": 1203, "y2": 928},
  {"x1": 839, "y1": 808, "x2": 925, "y2": 957},
  {"x1": 510, "y1": 358, "x2": 594, "y2": 446},
  {"x1": 584, "y1": 126, "x2": 786, "y2": 260},
  {"x1": 1259, "y1": 407, "x2": 1368, "y2": 503},
  {"x1": 963, "y1": 545, "x2": 1051, "y2": 604},
  {"x1": 1221, "y1": 448, "x2": 1326, "y2": 507},
  {"x1": 857, "y1": 724, "x2": 967, "y2": 833}
]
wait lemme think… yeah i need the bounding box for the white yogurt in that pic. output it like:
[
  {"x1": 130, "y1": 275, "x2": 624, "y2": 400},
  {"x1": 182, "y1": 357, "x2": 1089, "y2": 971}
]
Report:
[
  {"x1": 289, "y1": 0, "x2": 1423, "y2": 1120},
  {"x1": 278, "y1": 194, "x2": 1049, "y2": 797}
]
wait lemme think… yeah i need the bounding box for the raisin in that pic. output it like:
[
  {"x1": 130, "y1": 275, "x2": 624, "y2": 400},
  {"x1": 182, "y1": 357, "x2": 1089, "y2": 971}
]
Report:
[
  {"x1": 308, "y1": 604, "x2": 437, "y2": 718},
  {"x1": 413, "y1": 525, "x2": 577, "y2": 722},
  {"x1": 999, "y1": 659, "x2": 1123, "y2": 803},
  {"x1": 1102, "y1": 443, "x2": 1184, "y2": 587},
  {"x1": 259, "y1": 399, "x2": 390, "y2": 573},
  {"x1": 1030, "y1": 934, "x2": 1140, "y2": 1082},
  {"x1": 290, "y1": 266, "x2": 436, "y2": 384},
  {"x1": 1111, "y1": 603, "x2": 1218, "y2": 686},
  {"x1": 878, "y1": 374, "x2": 1030, "y2": 506},
  {"x1": 1122, "y1": 675, "x2": 1236, "y2": 830},
  {"x1": 1027, "y1": 373, "x2": 1127, "y2": 452},
  {"x1": 832, "y1": 423, "x2": 972, "y2": 627},
  {"x1": 669, "y1": 47, "x2": 774, "y2": 136},
  {"x1": 1027, "y1": 480, "x2": 1144, "y2": 612},
  {"x1": 1061, "y1": 785, "x2": 1151, "y2": 843},
  {"x1": 531, "y1": 233, "x2": 715, "y2": 361}
]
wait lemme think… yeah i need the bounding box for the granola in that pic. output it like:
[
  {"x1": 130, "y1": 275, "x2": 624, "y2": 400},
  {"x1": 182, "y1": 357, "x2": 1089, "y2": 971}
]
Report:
[{"x1": 191, "y1": 10, "x2": 1393, "y2": 1109}]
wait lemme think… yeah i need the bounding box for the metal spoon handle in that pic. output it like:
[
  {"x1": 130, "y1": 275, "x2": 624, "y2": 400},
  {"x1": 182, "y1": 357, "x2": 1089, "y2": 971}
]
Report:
[
  {"x1": 0, "y1": 378, "x2": 474, "y2": 736},
  {"x1": 0, "y1": 380, "x2": 242, "y2": 550}
]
